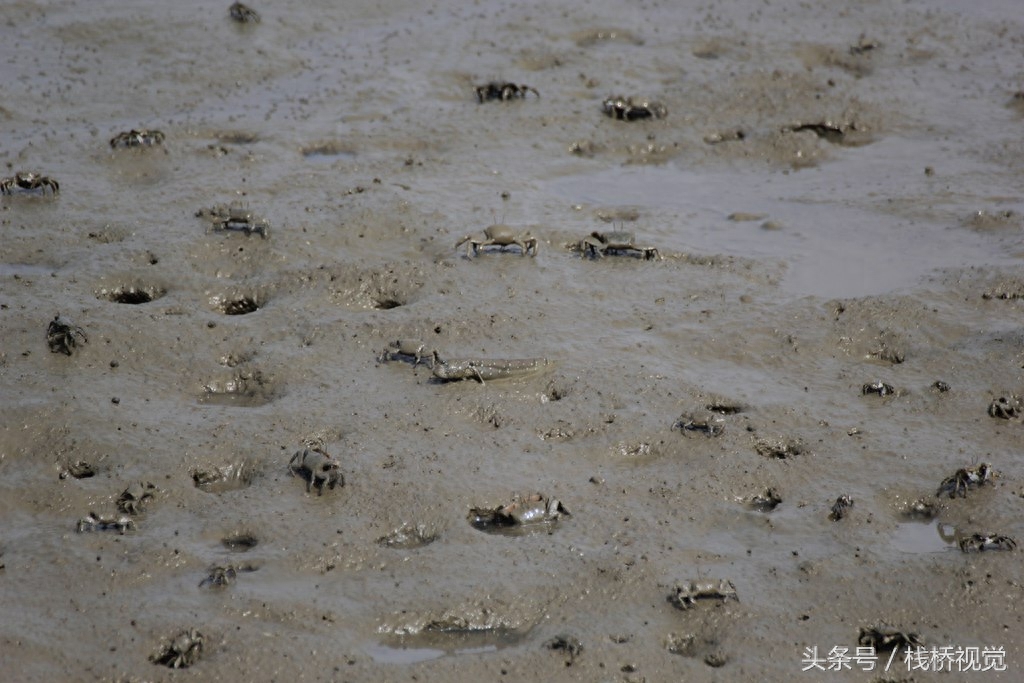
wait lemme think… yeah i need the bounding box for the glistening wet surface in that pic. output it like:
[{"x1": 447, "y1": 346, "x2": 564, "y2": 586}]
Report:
[
  {"x1": 549, "y1": 156, "x2": 1023, "y2": 298},
  {"x1": 2, "y1": 0, "x2": 1023, "y2": 681}
]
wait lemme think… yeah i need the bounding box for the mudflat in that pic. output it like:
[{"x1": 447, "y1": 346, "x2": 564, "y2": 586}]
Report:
[{"x1": 2, "y1": 0, "x2": 1023, "y2": 680}]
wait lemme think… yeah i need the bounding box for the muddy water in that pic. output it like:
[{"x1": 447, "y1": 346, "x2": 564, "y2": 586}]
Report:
[{"x1": 2, "y1": 0, "x2": 1024, "y2": 680}]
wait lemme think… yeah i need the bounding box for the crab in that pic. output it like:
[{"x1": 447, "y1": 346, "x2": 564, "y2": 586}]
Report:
[
  {"x1": 959, "y1": 533, "x2": 1017, "y2": 553},
  {"x1": 59, "y1": 460, "x2": 96, "y2": 480},
  {"x1": 545, "y1": 634, "x2": 583, "y2": 664},
  {"x1": 988, "y1": 396, "x2": 1021, "y2": 419},
  {"x1": 198, "y1": 203, "x2": 270, "y2": 238},
  {"x1": 578, "y1": 231, "x2": 660, "y2": 260},
  {"x1": 219, "y1": 205, "x2": 270, "y2": 237},
  {"x1": 109, "y1": 129, "x2": 165, "y2": 148},
  {"x1": 673, "y1": 413, "x2": 725, "y2": 437},
  {"x1": 46, "y1": 315, "x2": 88, "y2": 356},
  {"x1": 829, "y1": 494, "x2": 854, "y2": 521},
  {"x1": 151, "y1": 628, "x2": 204, "y2": 669},
  {"x1": 602, "y1": 96, "x2": 667, "y2": 121},
  {"x1": 743, "y1": 488, "x2": 782, "y2": 512},
  {"x1": 116, "y1": 481, "x2": 156, "y2": 515},
  {"x1": 475, "y1": 81, "x2": 539, "y2": 103},
  {"x1": 378, "y1": 339, "x2": 437, "y2": 367},
  {"x1": 936, "y1": 462, "x2": 994, "y2": 498},
  {"x1": 455, "y1": 225, "x2": 538, "y2": 257},
  {"x1": 900, "y1": 497, "x2": 942, "y2": 520},
  {"x1": 0, "y1": 171, "x2": 59, "y2": 195},
  {"x1": 229, "y1": 1, "x2": 260, "y2": 23},
  {"x1": 199, "y1": 563, "x2": 256, "y2": 588},
  {"x1": 469, "y1": 492, "x2": 569, "y2": 531},
  {"x1": 862, "y1": 381, "x2": 895, "y2": 396},
  {"x1": 857, "y1": 626, "x2": 923, "y2": 652},
  {"x1": 669, "y1": 580, "x2": 739, "y2": 610},
  {"x1": 76, "y1": 512, "x2": 135, "y2": 534},
  {"x1": 288, "y1": 447, "x2": 343, "y2": 495}
]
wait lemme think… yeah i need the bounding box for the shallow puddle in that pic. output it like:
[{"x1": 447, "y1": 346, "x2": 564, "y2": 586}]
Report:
[
  {"x1": 548, "y1": 155, "x2": 1021, "y2": 298},
  {"x1": 368, "y1": 629, "x2": 523, "y2": 664},
  {"x1": 890, "y1": 521, "x2": 958, "y2": 554}
]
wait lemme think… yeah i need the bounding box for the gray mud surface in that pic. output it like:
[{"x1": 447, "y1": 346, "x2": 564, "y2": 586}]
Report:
[{"x1": 2, "y1": 0, "x2": 1024, "y2": 680}]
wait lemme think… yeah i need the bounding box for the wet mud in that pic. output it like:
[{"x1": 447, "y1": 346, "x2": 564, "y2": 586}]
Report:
[{"x1": 2, "y1": 0, "x2": 1024, "y2": 681}]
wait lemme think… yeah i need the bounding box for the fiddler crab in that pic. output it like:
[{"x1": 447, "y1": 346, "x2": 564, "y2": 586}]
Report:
[
  {"x1": 199, "y1": 563, "x2": 256, "y2": 588},
  {"x1": 1, "y1": 171, "x2": 59, "y2": 195},
  {"x1": 455, "y1": 224, "x2": 538, "y2": 257},
  {"x1": 229, "y1": 2, "x2": 260, "y2": 23},
  {"x1": 475, "y1": 81, "x2": 539, "y2": 102},
  {"x1": 110, "y1": 129, "x2": 165, "y2": 148},
  {"x1": 935, "y1": 462, "x2": 994, "y2": 498},
  {"x1": 900, "y1": 498, "x2": 942, "y2": 520},
  {"x1": 469, "y1": 492, "x2": 569, "y2": 532},
  {"x1": 602, "y1": 96, "x2": 667, "y2": 121},
  {"x1": 288, "y1": 447, "x2": 343, "y2": 495},
  {"x1": 673, "y1": 413, "x2": 725, "y2": 437},
  {"x1": 59, "y1": 460, "x2": 96, "y2": 480},
  {"x1": 76, "y1": 512, "x2": 134, "y2": 534},
  {"x1": 151, "y1": 628, "x2": 204, "y2": 669},
  {"x1": 669, "y1": 579, "x2": 739, "y2": 610},
  {"x1": 742, "y1": 488, "x2": 782, "y2": 512},
  {"x1": 577, "y1": 231, "x2": 661, "y2": 260},
  {"x1": 862, "y1": 381, "x2": 895, "y2": 396},
  {"x1": 545, "y1": 634, "x2": 583, "y2": 664},
  {"x1": 858, "y1": 626, "x2": 923, "y2": 653},
  {"x1": 829, "y1": 494, "x2": 854, "y2": 521},
  {"x1": 959, "y1": 533, "x2": 1017, "y2": 553},
  {"x1": 197, "y1": 203, "x2": 270, "y2": 238},
  {"x1": 47, "y1": 314, "x2": 87, "y2": 356},
  {"x1": 988, "y1": 396, "x2": 1021, "y2": 419},
  {"x1": 117, "y1": 481, "x2": 156, "y2": 515},
  {"x1": 378, "y1": 339, "x2": 437, "y2": 368}
]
